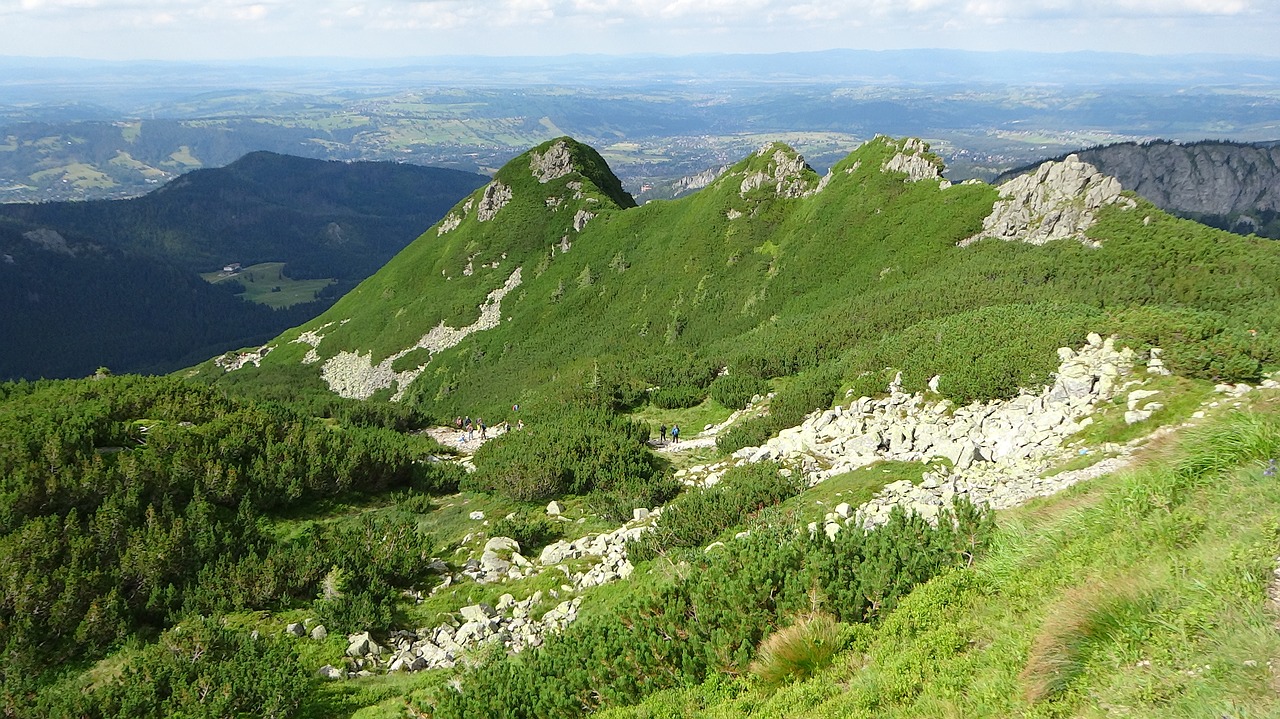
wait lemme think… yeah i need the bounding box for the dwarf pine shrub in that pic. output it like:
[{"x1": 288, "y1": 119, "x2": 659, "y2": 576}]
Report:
[{"x1": 709, "y1": 372, "x2": 767, "y2": 410}]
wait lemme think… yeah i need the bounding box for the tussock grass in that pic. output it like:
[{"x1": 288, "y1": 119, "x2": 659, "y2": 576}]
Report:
[{"x1": 749, "y1": 610, "x2": 845, "y2": 691}]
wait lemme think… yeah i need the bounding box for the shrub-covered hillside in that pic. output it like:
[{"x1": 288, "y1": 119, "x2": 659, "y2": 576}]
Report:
[{"x1": 197, "y1": 136, "x2": 1280, "y2": 425}]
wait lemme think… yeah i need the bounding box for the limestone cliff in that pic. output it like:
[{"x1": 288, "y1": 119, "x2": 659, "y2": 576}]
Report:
[{"x1": 997, "y1": 140, "x2": 1280, "y2": 238}]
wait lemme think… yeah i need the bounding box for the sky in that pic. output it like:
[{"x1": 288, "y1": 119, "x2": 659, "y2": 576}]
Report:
[{"x1": 0, "y1": 0, "x2": 1277, "y2": 60}]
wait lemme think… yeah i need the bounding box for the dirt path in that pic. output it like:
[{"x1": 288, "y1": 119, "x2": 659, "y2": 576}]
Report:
[
  {"x1": 421, "y1": 425, "x2": 512, "y2": 455},
  {"x1": 652, "y1": 434, "x2": 718, "y2": 453}
]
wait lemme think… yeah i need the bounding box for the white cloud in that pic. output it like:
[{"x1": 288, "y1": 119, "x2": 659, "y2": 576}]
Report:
[{"x1": 0, "y1": 0, "x2": 1276, "y2": 58}]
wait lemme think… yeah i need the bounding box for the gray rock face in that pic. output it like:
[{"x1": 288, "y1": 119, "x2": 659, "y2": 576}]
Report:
[
  {"x1": 881, "y1": 137, "x2": 942, "y2": 183},
  {"x1": 738, "y1": 145, "x2": 825, "y2": 199},
  {"x1": 23, "y1": 228, "x2": 74, "y2": 255},
  {"x1": 963, "y1": 154, "x2": 1135, "y2": 248},
  {"x1": 530, "y1": 140, "x2": 576, "y2": 183},
  {"x1": 476, "y1": 182, "x2": 512, "y2": 222}
]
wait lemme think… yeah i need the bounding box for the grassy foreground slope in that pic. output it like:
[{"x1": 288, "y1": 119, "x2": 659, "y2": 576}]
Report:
[
  {"x1": 198, "y1": 136, "x2": 1280, "y2": 424},
  {"x1": 600, "y1": 396, "x2": 1280, "y2": 719}
]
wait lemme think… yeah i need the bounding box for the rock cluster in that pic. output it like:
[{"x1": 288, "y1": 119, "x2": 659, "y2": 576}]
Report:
[
  {"x1": 739, "y1": 334, "x2": 1135, "y2": 480},
  {"x1": 530, "y1": 140, "x2": 576, "y2": 183},
  {"x1": 738, "y1": 146, "x2": 823, "y2": 199},
  {"x1": 317, "y1": 595, "x2": 580, "y2": 679},
  {"x1": 459, "y1": 536, "x2": 536, "y2": 584},
  {"x1": 436, "y1": 198, "x2": 474, "y2": 237},
  {"x1": 962, "y1": 154, "x2": 1136, "y2": 248},
  {"x1": 880, "y1": 137, "x2": 943, "y2": 183},
  {"x1": 537, "y1": 519, "x2": 651, "y2": 588},
  {"x1": 214, "y1": 344, "x2": 272, "y2": 371},
  {"x1": 318, "y1": 515, "x2": 657, "y2": 679}
]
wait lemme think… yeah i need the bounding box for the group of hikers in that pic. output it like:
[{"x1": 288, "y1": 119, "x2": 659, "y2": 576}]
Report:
[
  {"x1": 454, "y1": 412, "x2": 525, "y2": 445},
  {"x1": 656, "y1": 423, "x2": 681, "y2": 444}
]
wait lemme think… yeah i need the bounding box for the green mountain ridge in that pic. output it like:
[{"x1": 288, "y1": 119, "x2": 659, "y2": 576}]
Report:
[{"x1": 198, "y1": 135, "x2": 1280, "y2": 420}]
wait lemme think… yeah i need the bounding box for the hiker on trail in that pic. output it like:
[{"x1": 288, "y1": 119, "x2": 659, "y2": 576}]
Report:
[
  {"x1": 479, "y1": 419, "x2": 487, "y2": 440},
  {"x1": 455, "y1": 416, "x2": 463, "y2": 429},
  {"x1": 659, "y1": 424, "x2": 667, "y2": 443},
  {"x1": 671, "y1": 424, "x2": 680, "y2": 443}
]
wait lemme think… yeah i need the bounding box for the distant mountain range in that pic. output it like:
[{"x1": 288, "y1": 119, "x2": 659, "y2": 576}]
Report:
[
  {"x1": 0, "y1": 153, "x2": 485, "y2": 380},
  {"x1": 997, "y1": 140, "x2": 1280, "y2": 238}
]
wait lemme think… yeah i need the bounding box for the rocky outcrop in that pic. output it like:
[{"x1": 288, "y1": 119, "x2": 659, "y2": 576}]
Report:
[
  {"x1": 214, "y1": 344, "x2": 272, "y2": 371},
  {"x1": 572, "y1": 209, "x2": 595, "y2": 232},
  {"x1": 23, "y1": 228, "x2": 74, "y2": 255},
  {"x1": 881, "y1": 137, "x2": 943, "y2": 183},
  {"x1": 738, "y1": 145, "x2": 824, "y2": 199},
  {"x1": 318, "y1": 268, "x2": 522, "y2": 400},
  {"x1": 476, "y1": 182, "x2": 512, "y2": 222},
  {"x1": 530, "y1": 140, "x2": 575, "y2": 183},
  {"x1": 962, "y1": 155, "x2": 1135, "y2": 248}
]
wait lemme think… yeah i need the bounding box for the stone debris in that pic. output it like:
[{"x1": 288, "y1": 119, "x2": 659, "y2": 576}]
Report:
[
  {"x1": 437, "y1": 212, "x2": 462, "y2": 236},
  {"x1": 214, "y1": 344, "x2": 272, "y2": 372},
  {"x1": 318, "y1": 268, "x2": 523, "y2": 400},
  {"x1": 961, "y1": 154, "x2": 1136, "y2": 248},
  {"x1": 316, "y1": 514, "x2": 657, "y2": 679}
]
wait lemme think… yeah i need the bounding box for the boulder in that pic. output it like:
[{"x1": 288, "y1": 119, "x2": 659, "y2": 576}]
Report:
[
  {"x1": 459, "y1": 603, "x2": 497, "y2": 623},
  {"x1": 546, "y1": 501, "x2": 562, "y2": 516},
  {"x1": 484, "y1": 536, "x2": 521, "y2": 554},
  {"x1": 310, "y1": 625, "x2": 328, "y2": 641},
  {"x1": 285, "y1": 622, "x2": 306, "y2": 637},
  {"x1": 540, "y1": 541, "x2": 575, "y2": 565},
  {"x1": 317, "y1": 665, "x2": 345, "y2": 680}
]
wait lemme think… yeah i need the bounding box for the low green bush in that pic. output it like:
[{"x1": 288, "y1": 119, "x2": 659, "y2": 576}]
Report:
[
  {"x1": 491, "y1": 510, "x2": 562, "y2": 552},
  {"x1": 467, "y1": 406, "x2": 675, "y2": 513},
  {"x1": 709, "y1": 373, "x2": 768, "y2": 410},
  {"x1": 651, "y1": 384, "x2": 707, "y2": 409},
  {"x1": 39, "y1": 616, "x2": 310, "y2": 719},
  {"x1": 630, "y1": 462, "x2": 803, "y2": 561},
  {"x1": 717, "y1": 369, "x2": 836, "y2": 453}
]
